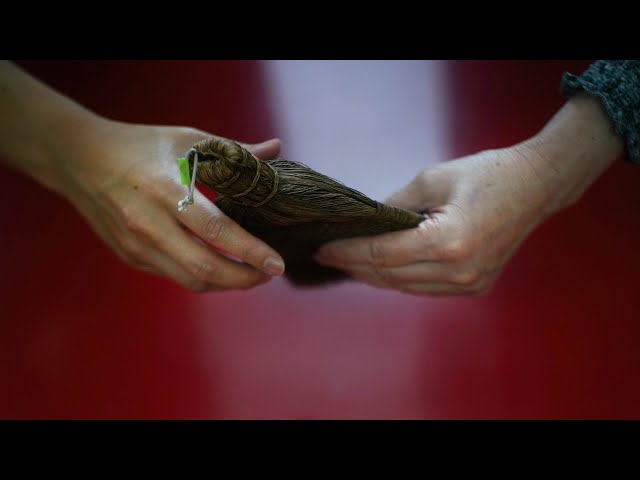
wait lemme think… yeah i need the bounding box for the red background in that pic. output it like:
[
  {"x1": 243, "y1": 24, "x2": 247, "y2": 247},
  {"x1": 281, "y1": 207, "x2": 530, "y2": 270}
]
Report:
[{"x1": 1, "y1": 60, "x2": 639, "y2": 419}]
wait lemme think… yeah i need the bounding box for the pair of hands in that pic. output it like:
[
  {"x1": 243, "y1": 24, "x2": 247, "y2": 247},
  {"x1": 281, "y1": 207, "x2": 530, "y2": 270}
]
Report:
[
  {"x1": 2, "y1": 63, "x2": 619, "y2": 296},
  {"x1": 53, "y1": 116, "x2": 557, "y2": 296},
  {"x1": 49, "y1": 93, "x2": 619, "y2": 296}
]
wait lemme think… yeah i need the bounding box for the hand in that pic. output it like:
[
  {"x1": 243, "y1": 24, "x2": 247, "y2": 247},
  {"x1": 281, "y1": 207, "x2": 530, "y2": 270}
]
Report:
[
  {"x1": 315, "y1": 146, "x2": 557, "y2": 296},
  {"x1": 314, "y1": 94, "x2": 623, "y2": 296},
  {"x1": 53, "y1": 118, "x2": 286, "y2": 292}
]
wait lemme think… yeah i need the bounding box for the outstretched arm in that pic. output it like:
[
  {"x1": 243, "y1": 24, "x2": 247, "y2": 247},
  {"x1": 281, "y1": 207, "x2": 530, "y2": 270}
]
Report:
[{"x1": 0, "y1": 61, "x2": 285, "y2": 292}]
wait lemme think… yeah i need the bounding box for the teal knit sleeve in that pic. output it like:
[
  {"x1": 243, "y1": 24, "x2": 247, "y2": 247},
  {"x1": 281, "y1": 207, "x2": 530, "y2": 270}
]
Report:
[{"x1": 561, "y1": 60, "x2": 640, "y2": 164}]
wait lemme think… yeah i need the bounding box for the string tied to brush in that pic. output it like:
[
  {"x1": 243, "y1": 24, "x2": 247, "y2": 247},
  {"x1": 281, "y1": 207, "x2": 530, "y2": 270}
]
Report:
[
  {"x1": 178, "y1": 139, "x2": 281, "y2": 210},
  {"x1": 224, "y1": 156, "x2": 280, "y2": 208},
  {"x1": 174, "y1": 137, "x2": 425, "y2": 286},
  {"x1": 177, "y1": 148, "x2": 199, "y2": 212}
]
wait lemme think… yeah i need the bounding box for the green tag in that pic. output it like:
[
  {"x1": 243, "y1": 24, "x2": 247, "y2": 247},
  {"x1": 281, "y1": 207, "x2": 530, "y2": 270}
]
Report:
[{"x1": 178, "y1": 157, "x2": 190, "y2": 185}]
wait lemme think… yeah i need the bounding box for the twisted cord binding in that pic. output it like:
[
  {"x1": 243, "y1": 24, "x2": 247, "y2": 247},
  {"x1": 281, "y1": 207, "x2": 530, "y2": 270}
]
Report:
[
  {"x1": 250, "y1": 163, "x2": 280, "y2": 208},
  {"x1": 187, "y1": 137, "x2": 425, "y2": 286}
]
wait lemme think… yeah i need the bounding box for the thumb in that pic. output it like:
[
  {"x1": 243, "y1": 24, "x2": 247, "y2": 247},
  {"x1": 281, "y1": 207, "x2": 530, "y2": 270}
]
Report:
[
  {"x1": 385, "y1": 167, "x2": 452, "y2": 212},
  {"x1": 244, "y1": 138, "x2": 282, "y2": 160}
]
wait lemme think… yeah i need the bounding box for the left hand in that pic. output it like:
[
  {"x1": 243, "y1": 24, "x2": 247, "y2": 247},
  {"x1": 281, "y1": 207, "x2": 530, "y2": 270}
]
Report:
[
  {"x1": 314, "y1": 144, "x2": 559, "y2": 296},
  {"x1": 314, "y1": 93, "x2": 624, "y2": 296}
]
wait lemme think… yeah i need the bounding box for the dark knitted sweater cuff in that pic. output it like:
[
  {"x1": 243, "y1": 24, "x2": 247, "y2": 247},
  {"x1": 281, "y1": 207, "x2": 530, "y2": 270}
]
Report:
[{"x1": 560, "y1": 60, "x2": 640, "y2": 165}]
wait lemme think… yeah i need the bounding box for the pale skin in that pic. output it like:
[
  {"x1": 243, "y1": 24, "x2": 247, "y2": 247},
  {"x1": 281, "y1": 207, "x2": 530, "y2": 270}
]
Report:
[
  {"x1": 0, "y1": 61, "x2": 285, "y2": 292},
  {"x1": 1, "y1": 62, "x2": 625, "y2": 296},
  {"x1": 315, "y1": 92, "x2": 624, "y2": 296}
]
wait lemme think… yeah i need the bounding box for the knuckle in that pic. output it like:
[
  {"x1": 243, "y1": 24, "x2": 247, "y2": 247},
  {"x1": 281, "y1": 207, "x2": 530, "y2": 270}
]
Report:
[
  {"x1": 115, "y1": 246, "x2": 148, "y2": 272},
  {"x1": 118, "y1": 205, "x2": 152, "y2": 239},
  {"x1": 201, "y1": 214, "x2": 227, "y2": 243},
  {"x1": 112, "y1": 246, "x2": 134, "y2": 265},
  {"x1": 368, "y1": 241, "x2": 387, "y2": 267},
  {"x1": 119, "y1": 236, "x2": 143, "y2": 259},
  {"x1": 372, "y1": 264, "x2": 393, "y2": 285},
  {"x1": 453, "y1": 268, "x2": 481, "y2": 286},
  {"x1": 190, "y1": 260, "x2": 218, "y2": 284},
  {"x1": 130, "y1": 222, "x2": 150, "y2": 238},
  {"x1": 118, "y1": 204, "x2": 140, "y2": 230},
  {"x1": 440, "y1": 239, "x2": 468, "y2": 262}
]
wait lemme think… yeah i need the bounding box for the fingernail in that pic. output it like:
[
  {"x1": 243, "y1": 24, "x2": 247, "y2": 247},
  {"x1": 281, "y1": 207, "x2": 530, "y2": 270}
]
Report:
[{"x1": 263, "y1": 257, "x2": 285, "y2": 276}]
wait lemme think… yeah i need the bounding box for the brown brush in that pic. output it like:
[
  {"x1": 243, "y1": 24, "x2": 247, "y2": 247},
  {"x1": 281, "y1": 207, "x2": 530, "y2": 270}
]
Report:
[{"x1": 187, "y1": 138, "x2": 424, "y2": 286}]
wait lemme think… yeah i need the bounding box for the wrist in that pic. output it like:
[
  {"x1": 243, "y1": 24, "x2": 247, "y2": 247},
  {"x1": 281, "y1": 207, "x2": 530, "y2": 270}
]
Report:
[
  {"x1": 0, "y1": 61, "x2": 108, "y2": 195},
  {"x1": 520, "y1": 93, "x2": 623, "y2": 215},
  {"x1": 36, "y1": 108, "x2": 109, "y2": 195}
]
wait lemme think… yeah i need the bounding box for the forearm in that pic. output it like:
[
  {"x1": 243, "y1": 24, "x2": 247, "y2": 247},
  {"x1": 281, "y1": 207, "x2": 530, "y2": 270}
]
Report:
[
  {"x1": 519, "y1": 92, "x2": 624, "y2": 216},
  {"x1": 0, "y1": 61, "x2": 103, "y2": 192}
]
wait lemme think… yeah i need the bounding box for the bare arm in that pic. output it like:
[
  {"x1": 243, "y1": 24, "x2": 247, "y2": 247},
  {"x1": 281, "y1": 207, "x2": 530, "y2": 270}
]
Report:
[
  {"x1": 0, "y1": 60, "x2": 96, "y2": 191},
  {"x1": 0, "y1": 61, "x2": 285, "y2": 291}
]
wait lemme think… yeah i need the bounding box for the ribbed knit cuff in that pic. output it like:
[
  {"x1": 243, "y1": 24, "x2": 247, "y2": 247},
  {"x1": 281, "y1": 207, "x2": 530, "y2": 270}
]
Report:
[{"x1": 561, "y1": 60, "x2": 640, "y2": 164}]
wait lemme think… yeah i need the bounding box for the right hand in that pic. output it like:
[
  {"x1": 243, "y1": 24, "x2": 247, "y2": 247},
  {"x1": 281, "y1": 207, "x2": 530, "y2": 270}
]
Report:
[{"x1": 51, "y1": 118, "x2": 286, "y2": 292}]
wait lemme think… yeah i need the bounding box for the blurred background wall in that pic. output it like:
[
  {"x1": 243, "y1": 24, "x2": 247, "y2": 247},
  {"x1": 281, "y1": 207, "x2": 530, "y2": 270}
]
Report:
[{"x1": 1, "y1": 60, "x2": 638, "y2": 419}]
